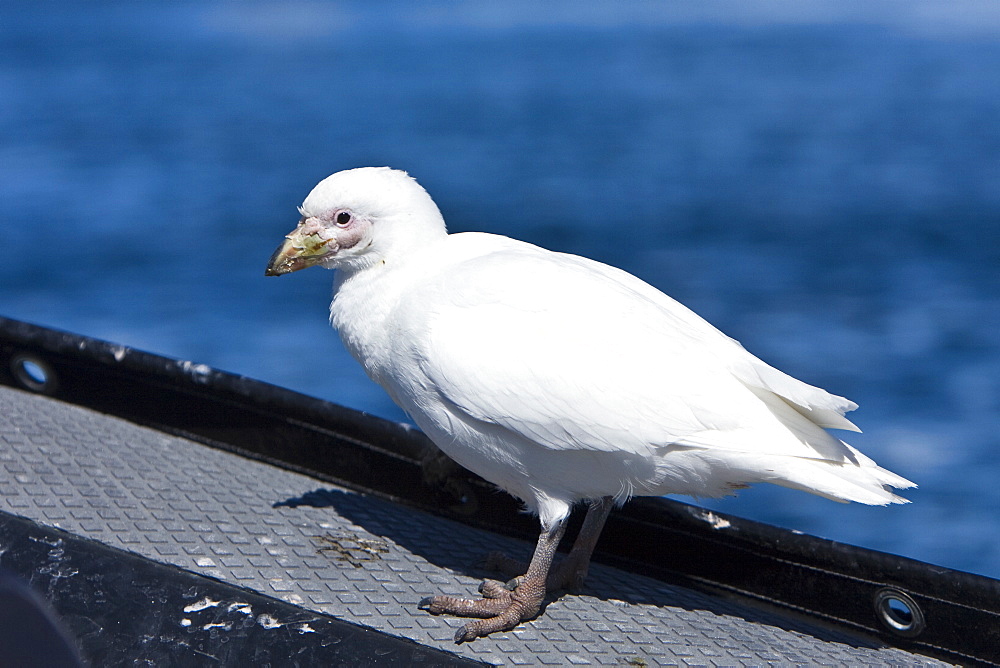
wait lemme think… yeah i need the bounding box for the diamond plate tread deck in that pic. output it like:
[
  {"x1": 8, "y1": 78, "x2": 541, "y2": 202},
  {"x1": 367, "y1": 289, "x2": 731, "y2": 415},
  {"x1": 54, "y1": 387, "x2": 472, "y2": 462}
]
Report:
[{"x1": 0, "y1": 385, "x2": 950, "y2": 667}]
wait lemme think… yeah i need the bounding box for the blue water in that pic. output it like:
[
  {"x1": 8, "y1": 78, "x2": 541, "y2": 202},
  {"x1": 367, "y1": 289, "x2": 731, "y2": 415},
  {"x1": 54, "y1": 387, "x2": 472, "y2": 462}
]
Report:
[{"x1": 2, "y1": 3, "x2": 998, "y2": 578}]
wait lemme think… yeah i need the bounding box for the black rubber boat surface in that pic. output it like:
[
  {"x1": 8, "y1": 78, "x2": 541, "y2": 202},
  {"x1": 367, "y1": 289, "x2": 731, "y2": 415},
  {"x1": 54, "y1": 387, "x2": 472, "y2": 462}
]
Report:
[{"x1": 0, "y1": 316, "x2": 996, "y2": 666}]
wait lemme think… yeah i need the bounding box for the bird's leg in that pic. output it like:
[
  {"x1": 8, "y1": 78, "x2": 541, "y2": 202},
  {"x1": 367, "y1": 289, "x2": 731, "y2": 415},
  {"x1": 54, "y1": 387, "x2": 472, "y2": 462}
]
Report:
[
  {"x1": 546, "y1": 496, "x2": 614, "y2": 590},
  {"x1": 419, "y1": 518, "x2": 568, "y2": 643},
  {"x1": 486, "y1": 496, "x2": 614, "y2": 592}
]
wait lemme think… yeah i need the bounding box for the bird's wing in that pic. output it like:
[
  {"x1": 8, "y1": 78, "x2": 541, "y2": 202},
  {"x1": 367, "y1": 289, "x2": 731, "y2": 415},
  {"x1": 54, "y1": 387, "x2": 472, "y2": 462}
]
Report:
[
  {"x1": 565, "y1": 251, "x2": 862, "y2": 432},
  {"x1": 411, "y1": 239, "x2": 858, "y2": 463}
]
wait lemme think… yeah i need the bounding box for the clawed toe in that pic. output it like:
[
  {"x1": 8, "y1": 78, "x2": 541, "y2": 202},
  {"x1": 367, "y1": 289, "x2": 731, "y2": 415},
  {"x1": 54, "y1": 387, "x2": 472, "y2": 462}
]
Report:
[
  {"x1": 418, "y1": 576, "x2": 546, "y2": 643},
  {"x1": 417, "y1": 588, "x2": 512, "y2": 619},
  {"x1": 417, "y1": 595, "x2": 439, "y2": 612},
  {"x1": 451, "y1": 592, "x2": 542, "y2": 643},
  {"x1": 478, "y1": 579, "x2": 514, "y2": 598}
]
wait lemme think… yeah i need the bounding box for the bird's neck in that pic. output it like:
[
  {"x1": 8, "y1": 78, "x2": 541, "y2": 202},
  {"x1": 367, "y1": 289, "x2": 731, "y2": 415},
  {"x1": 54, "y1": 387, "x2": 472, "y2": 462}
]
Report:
[{"x1": 328, "y1": 250, "x2": 428, "y2": 388}]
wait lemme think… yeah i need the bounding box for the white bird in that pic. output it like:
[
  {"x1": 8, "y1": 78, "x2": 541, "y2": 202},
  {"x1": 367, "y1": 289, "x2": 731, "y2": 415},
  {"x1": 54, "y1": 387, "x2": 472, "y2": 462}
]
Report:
[{"x1": 265, "y1": 167, "x2": 914, "y2": 642}]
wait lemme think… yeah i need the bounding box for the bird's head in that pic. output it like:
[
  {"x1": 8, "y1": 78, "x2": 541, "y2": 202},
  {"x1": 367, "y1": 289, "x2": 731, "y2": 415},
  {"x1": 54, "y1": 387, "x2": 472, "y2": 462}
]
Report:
[{"x1": 265, "y1": 167, "x2": 447, "y2": 276}]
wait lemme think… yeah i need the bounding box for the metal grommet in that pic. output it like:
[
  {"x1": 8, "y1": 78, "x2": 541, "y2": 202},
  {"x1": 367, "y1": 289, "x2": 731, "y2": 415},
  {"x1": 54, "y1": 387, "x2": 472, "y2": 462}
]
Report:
[
  {"x1": 10, "y1": 354, "x2": 58, "y2": 395},
  {"x1": 874, "y1": 588, "x2": 926, "y2": 638}
]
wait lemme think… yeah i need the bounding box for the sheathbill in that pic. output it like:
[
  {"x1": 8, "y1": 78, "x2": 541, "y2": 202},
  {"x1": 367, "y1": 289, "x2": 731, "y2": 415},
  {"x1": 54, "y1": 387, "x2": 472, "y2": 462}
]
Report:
[{"x1": 265, "y1": 167, "x2": 914, "y2": 643}]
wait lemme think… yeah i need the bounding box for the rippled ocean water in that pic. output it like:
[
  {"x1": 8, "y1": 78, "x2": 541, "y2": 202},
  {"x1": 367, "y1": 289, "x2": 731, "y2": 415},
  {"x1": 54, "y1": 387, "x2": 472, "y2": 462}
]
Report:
[{"x1": 2, "y1": 2, "x2": 998, "y2": 578}]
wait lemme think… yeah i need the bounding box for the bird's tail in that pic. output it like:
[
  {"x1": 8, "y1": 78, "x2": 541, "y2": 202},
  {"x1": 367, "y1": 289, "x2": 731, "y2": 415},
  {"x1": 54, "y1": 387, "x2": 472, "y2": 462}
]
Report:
[{"x1": 766, "y1": 443, "x2": 915, "y2": 505}]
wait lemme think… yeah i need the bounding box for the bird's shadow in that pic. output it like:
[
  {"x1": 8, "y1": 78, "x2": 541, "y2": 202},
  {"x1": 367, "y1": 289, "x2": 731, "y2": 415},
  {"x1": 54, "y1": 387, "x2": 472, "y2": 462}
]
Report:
[{"x1": 275, "y1": 487, "x2": 888, "y2": 651}]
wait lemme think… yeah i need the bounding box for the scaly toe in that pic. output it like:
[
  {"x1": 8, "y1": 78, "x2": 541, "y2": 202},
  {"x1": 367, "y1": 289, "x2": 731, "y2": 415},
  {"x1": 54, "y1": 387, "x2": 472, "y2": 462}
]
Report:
[
  {"x1": 451, "y1": 593, "x2": 541, "y2": 644},
  {"x1": 418, "y1": 595, "x2": 446, "y2": 614},
  {"x1": 421, "y1": 571, "x2": 548, "y2": 642},
  {"x1": 478, "y1": 579, "x2": 514, "y2": 599},
  {"x1": 417, "y1": 592, "x2": 513, "y2": 619},
  {"x1": 454, "y1": 623, "x2": 480, "y2": 644}
]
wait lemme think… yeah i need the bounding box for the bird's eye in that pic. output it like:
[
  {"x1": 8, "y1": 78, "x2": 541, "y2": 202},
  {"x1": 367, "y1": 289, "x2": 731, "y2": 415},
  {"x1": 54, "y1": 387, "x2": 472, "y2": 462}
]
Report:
[{"x1": 336, "y1": 211, "x2": 352, "y2": 226}]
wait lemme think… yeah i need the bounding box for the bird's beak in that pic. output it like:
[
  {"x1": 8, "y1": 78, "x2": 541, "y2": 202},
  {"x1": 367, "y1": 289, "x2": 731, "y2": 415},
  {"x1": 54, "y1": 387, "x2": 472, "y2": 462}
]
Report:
[{"x1": 264, "y1": 224, "x2": 335, "y2": 276}]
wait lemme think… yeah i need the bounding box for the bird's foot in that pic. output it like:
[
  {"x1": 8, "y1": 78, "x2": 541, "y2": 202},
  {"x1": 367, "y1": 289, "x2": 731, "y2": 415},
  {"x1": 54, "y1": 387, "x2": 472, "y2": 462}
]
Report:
[{"x1": 418, "y1": 574, "x2": 546, "y2": 643}]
